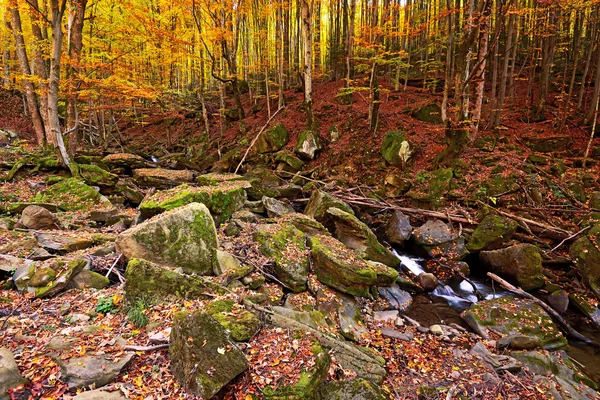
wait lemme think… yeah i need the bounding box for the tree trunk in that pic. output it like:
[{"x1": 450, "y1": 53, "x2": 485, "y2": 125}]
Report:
[
  {"x1": 471, "y1": 0, "x2": 492, "y2": 140},
  {"x1": 300, "y1": 0, "x2": 314, "y2": 128},
  {"x1": 584, "y1": 39, "x2": 600, "y2": 125},
  {"x1": 67, "y1": 0, "x2": 88, "y2": 156},
  {"x1": 276, "y1": 0, "x2": 285, "y2": 108}
]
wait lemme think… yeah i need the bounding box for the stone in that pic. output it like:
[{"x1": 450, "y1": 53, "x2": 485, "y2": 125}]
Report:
[
  {"x1": 169, "y1": 311, "x2": 248, "y2": 398},
  {"x1": 102, "y1": 153, "x2": 146, "y2": 170},
  {"x1": 310, "y1": 235, "x2": 398, "y2": 297},
  {"x1": 386, "y1": 211, "x2": 412, "y2": 245},
  {"x1": 139, "y1": 181, "x2": 249, "y2": 222},
  {"x1": 279, "y1": 213, "x2": 329, "y2": 238},
  {"x1": 262, "y1": 196, "x2": 294, "y2": 218},
  {"x1": 72, "y1": 389, "x2": 126, "y2": 400},
  {"x1": 417, "y1": 273, "x2": 439, "y2": 291},
  {"x1": 337, "y1": 293, "x2": 367, "y2": 341},
  {"x1": 547, "y1": 290, "x2": 569, "y2": 314},
  {"x1": 33, "y1": 178, "x2": 110, "y2": 212},
  {"x1": 214, "y1": 250, "x2": 241, "y2": 275},
  {"x1": 17, "y1": 258, "x2": 88, "y2": 298},
  {"x1": 253, "y1": 223, "x2": 310, "y2": 292},
  {"x1": 255, "y1": 124, "x2": 289, "y2": 153},
  {"x1": 204, "y1": 300, "x2": 261, "y2": 342},
  {"x1": 569, "y1": 224, "x2": 600, "y2": 297},
  {"x1": 373, "y1": 310, "x2": 399, "y2": 322},
  {"x1": 67, "y1": 270, "x2": 110, "y2": 290},
  {"x1": 35, "y1": 233, "x2": 94, "y2": 253},
  {"x1": 412, "y1": 219, "x2": 468, "y2": 260},
  {"x1": 0, "y1": 347, "x2": 26, "y2": 399},
  {"x1": 522, "y1": 135, "x2": 572, "y2": 153},
  {"x1": 117, "y1": 203, "x2": 218, "y2": 275},
  {"x1": 295, "y1": 130, "x2": 323, "y2": 160},
  {"x1": 79, "y1": 164, "x2": 119, "y2": 187},
  {"x1": 589, "y1": 192, "x2": 600, "y2": 209},
  {"x1": 470, "y1": 342, "x2": 522, "y2": 373},
  {"x1": 133, "y1": 168, "x2": 196, "y2": 189},
  {"x1": 381, "y1": 130, "x2": 412, "y2": 167},
  {"x1": 317, "y1": 379, "x2": 386, "y2": 400},
  {"x1": 20, "y1": 205, "x2": 60, "y2": 230},
  {"x1": 496, "y1": 334, "x2": 543, "y2": 350},
  {"x1": 196, "y1": 172, "x2": 246, "y2": 186},
  {"x1": 480, "y1": 244, "x2": 544, "y2": 291},
  {"x1": 0, "y1": 254, "x2": 33, "y2": 275},
  {"x1": 412, "y1": 103, "x2": 443, "y2": 124},
  {"x1": 325, "y1": 207, "x2": 399, "y2": 268},
  {"x1": 124, "y1": 259, "x2": 226, "y2": 303},
  {"x1": 569, "y1": 292, "x2": 600, "y2": 328},
  {"x1": 467, "y1": 214, "x2": 518, "y2": 252},
  {"x1": 461, "y1": 296, "x2": 568, "y2": 350},
  {"x1": 113, "y1": 180, "x2": 145, "y2": 205},
  {"x1": 304, "y1": 190, "x2": 354, "y2": 223},
  {"x1": 53, "y1": 353, "x2": 134, "y2": 389},
  {"x1": 275, "y1": 151, "x2": 305, "y2": 172},
  {"x1": 406, "y1": 168, "x2": 454, "y2": 206},
  {"x1": 429, "y1": 325, "x2": 444, "y2": 335},
  {"x1": 377, "y1": 285, "x2": 413, "y2": 312},
  {"x1": 379, "y1": 328, "x2": 412, "y2": 342}
]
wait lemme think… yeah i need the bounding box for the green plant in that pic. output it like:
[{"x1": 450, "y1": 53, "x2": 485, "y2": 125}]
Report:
[
  {"x1": 64, "y1": 314, "x2": 76, "y2": 324},
  {"x1": 96, "y1": 296, "x2": 118, "y2": 314},
  {"x1": 127, "y1": 300, "x2": 149, "y2": 327},
  {"x1": 416, "y1": 171, "x2": 430, "y2": 183}
]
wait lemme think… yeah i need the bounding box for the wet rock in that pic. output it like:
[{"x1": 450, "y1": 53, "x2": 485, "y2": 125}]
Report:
[
  {"x1": 255, "y1": 124, "x2": 289, "y2": 154},
  {"x1": 309, "y1": 235, "x2": 398, "y2": 298},
  {"x1": 417, "y1": 272, "x2": 438, "y2": 291},
  {"x1": 569, "y1": 224, "x2": 600, "y2": 297},
  {"x1": 53, "y1": 353, "x2": 134, "y2": 389},
  {"x1": 304, "y1": 190, "x2": 354, "y2": 223},
  {"x1": 124, "y1": 259, "x2": 226, "y2": 303},
  {"x1": 412, "y1": 219, "x2": 468, "y2": 260},
  {"x1": 325, "y1": 207, "x2": 399, "y2": 268},
  {"x1": 467, "y1": 214, "x2": 518, "y2": 252},
  {"x1": 33, "y1": 178, "x2": 111, "y2": 211},
  {"x1": 204, "y1": 299, "x2": 261, "y2": 342},
  {"x1": 262, "y1": 196, "x2": 294, "y2": 218},
  {"x1": 35, "y1": 233, "x2": 94, "y2": 253},
  {"x1": 547, "y1": 290, "x2": 569, "y2": 314},
  {"x1": 377, "y1": 285, "x2": 413, "y2": 312},
  {"x1": 20, "y1": 205, "x2": 61, "y2": 230},
  {"x1": 253, "y1": 223, "x2": 309, "y2": 292},
  {"x1": 169, "y1": 311, "x2": 248, "y2": 398},
  {"x1": 117, "y1": 203, "x2": 218, "y2": 275},
  {"x1": 317, "y1": 379, "x2": 386, "y2": 400},
  {"x1": 381, "y1": 130, "x2": 412, "y2": 167},
  {"x1": 461, "y1": 296, "x2": 567, "y2": 350},
  {"x1": 295, "y1": 130, "x2": 323, "y2": 160},
  {"x1": 133, "y1": 168, "x2": 196, "y2": 189},
  {"x1": 0, "y1": 347, "x2": 27, "y2": 398},
  {"x1": 386, "y1": 211, "x2": 412, "y2": 245},
  {"x1": 480, "y1": 244, "x2": 544, "y2": 291},
  {"x1": 102, "y1": 153, "x2": 146, "y2": 170},
  {"x1": 79, "y1": 164, "x2": 119, "y2": 187}
]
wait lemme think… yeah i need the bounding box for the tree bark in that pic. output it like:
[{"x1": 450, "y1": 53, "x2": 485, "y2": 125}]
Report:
[{"x1": 300, "y1": 0, "x2": 314, "y2": 128}]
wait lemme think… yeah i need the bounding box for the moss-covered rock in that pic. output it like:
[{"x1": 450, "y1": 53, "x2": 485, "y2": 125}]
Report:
[
  {"x1": 461, "y1": 296, "x2": 568, "y2": 350},
  {"x1": 406, "y1": 168, "x2": 454, "y2": 205},
  {"x1": 411, "y1": 220, "x2": 468, "y2": 260},
  {"x1": 522, "y1": 135, "x2": 572, "y2": 153},
  {"x1": 33, "y1": 178, "x2": 109, "y2": 211},
  {"x1": 295, "y1": 130, "x2": 323, "y2": 160},
  {"x1": 381, "y1": 130, "x2": 411, "y2": 167},
  {"x1": 304, "y1": 190, "x2": 354, "y2": 222},
  {"x1": 204, "y1": 300, "x2": 261, "y2": 342},
  {"x1": 133, "y1": 168, "x2": 196, "y2": 189},
  {"x1": 67, "y1": 270, "x2": 110, "y2": 290},
  {"x1": 479, "y1": 174, "x2": 519, "y2": 197},
  {"x1": 169, "y1": 310, "x2": 248, "y2": 398},
  {"x1": 124, "y1": 259, "x2": 226, "y2": 303},
  {"x1": 467, "y1": 214, "x2": 518, "y2": 252},
  {"x1": 79, "y1": 164, "x2": 119, "y2": 187},
  {"x1": 317, "y1": 379, "x2": 386, "y2": 400},
  {"x1": 33, "y1": 258, "x2": 88, "y2": 298},
  {"x1": 196, "y1": 172, "x2": 246, "y2": 186},
  {"x1": 253, "y1": 223, "x2": 310, "y2": 292},
  {"x1": 278, "y1": 213, "x2": 329, "y2": 237},
  {"x1": 262, "y1": 341, "x2": 330, "y2": 399},
  {"x1": 412, "y1": 103, "x2": 443, "y2": 124},
  {"x1": 480, "y1": 244, "x2": 544, "y2": 291},
  {"x1": 139, "y1": 181, "x2": 249, "y2": 222},
  {"x1": 102, "y1": 153, "x2": 146, "y2": 170},
  {"x1": 275, "y1": 151, "x2": 305, "y2": 172},
  {"x1": 113, "y1": 179, "x2": 145, "y2": 205},
  {"x1": 117, "y1": 203, "x2": 218, "y2": 275},
  {"x1": 325, "y1": 207, "x2": 399, "y2": 268},
  {"x1": 568, "y1": 292, "x2": 600, "y2": 328},
  {"x1": 309, "y1": 235, "x2": 398, "y2": 297},
  {"x1": 255, "y1": 124, "x2": 289, "y2": 153}
]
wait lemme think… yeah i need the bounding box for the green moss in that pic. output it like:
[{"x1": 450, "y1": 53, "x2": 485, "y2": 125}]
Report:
[
  {"x1": 467, "y1": 214, "x2": 518, "y2": 252},
  {"x1": 79, "y1": 164, "x2": 119, "y2": 187},
  {"x1": 255, "y1": 124, "x2": 290, "y2": 153},
  {"x1": 381, "y1": 130, "x2": 409, "y2": 166},
  {"x1": 33, "y1": 178, "x2": 103, "y2": 211}
]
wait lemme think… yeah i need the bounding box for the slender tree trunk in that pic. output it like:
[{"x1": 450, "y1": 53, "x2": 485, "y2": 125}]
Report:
[
  {"x1": 67, "y1": 0, "x2": 88, "y2": 155},
  {"x1": 441, "y1": 0, "x2": 454, "y2": 123},
  {"x1": 493, "y1": 0, "x2": 516, "y2": 128},
  {"x1": 471, "y1": 0, "x2": 492, "y2": 140},
  {"x1": 558, "y1": 11, "x2": 582, "y2": 132},
  {"x1": 584, "y1": 39, "x2": 600, "y2": 125},
  {"x1": 276, "y1": 0, "x2": 285, "y2": 108},
  {"x1": 300, "y1": 0, "x2": 314, "y2": 128}
]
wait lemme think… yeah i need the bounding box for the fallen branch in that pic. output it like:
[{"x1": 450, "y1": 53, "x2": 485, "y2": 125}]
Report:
[
  {"x1": 547, "y1": 226, "x2": 590, "y2": 254},
  {"x1": 124, "y1": 344, "x2": 170, "y2": 351},
  {"x1": 235, "y1": 107, "x2": 284, "y2": 174},
  {"x1": 486, "y1": 273, "x2": 594, "y2": 345}
]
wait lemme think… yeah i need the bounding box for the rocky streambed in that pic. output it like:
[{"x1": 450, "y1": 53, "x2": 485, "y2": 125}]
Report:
[{"x1": 1, "y1": 147, "x2": 600, "y2": 399}]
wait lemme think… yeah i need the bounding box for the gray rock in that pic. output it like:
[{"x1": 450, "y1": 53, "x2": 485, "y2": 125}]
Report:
[
  {"x1": 0, "y1": 347, "x2": 26, "y2": 400},
  {"x1": 373, "y1": 310, "x2": 398, "y2": 322},
  {"x1": 35, "y1": 233, "x2": 94, "y2": 253},
  {"x1": 53, "y1": 353, "x2": 134, "y2": 389},
  {"x1": 117, "y1": 203, "x2": 218, "y2": 275},
  {"x1": 133, "y1": 168, "x2": 196, "y2": 189},
  {"x1": 214, "y1": 250, "x2": 241, "y2": 275},
  {"x1": 295, "y1": 130, "x2": 323, "y2": 160},
  {"x1": 317, "y1": 378, "x2": 386, "y2": 400},
  {"x1": 1, "y1": 254, "x2": 33, "y2": 274},
  {"x1": 480, "y1": 244, "x2": 544, "y2": 291},
  {"x1": 386, "y1": 211, "x2": 412, "y2": 245},
  {"x1": 470, "y1": 342, "x2": 522, "y2": 373},
  {"x1": 169, "y1": 311, "x2": 248, "y2": 398},
  {"x1": 496, "y1": 334, "x2": 542, "y2": 350},
  {"x1": 20, "y1": 205, "x2": 61, "y2": 230},
  {"x1": 337, "y1": 293, "x2": 367, "y2": 342},
  {"x1": 72, "y1": 389, "x2": 126, "y2": 400},
  {"x1": 380, "y1": 327, "x2": 412, "y2": 341},
  {"x1": 412, "y1": 220, "x2": 468, "y2": 260},
  {"x1": 547, "y1": 290, "x2": 569, "y2": 314},
  {"x1": 377, "y1": 285, "x2": 413, "y2": 312},
  {"x1": 417, "y1": 272, "x2": 438, "y2": 291},
  {"x1": 304, "y1": 190, "x2": 354, "y2": 222},
  {"x1": 262, "y1": 197, "x2": 294, "y2": 218}
]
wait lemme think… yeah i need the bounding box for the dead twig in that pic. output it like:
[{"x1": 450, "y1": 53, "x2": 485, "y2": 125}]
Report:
[
  {"x1": 547, "y1": 226, "x2": 590, "y2": 254},
  {"x1": 235, "y1": 107, "x2": 284, "y2": 174}
]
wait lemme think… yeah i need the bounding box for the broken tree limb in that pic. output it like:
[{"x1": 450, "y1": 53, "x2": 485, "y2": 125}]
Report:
[
  {"x1": 486, "y1": 273, "x2": 594, "y2": 345},
  {"x1": 235, "y1": 107, "x2": 284, "y2": 174}
]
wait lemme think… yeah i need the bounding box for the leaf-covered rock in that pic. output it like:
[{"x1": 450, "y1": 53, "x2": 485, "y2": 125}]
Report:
[
  {"x1": 204, "y1": 299, "x2": 261, "y2": 342},
  {"x1": 479, "y1": 244, "x2": 544, "y2": 291},
  {"x1": 133, "y1": 168, "x2": 196, "y2": 189},
  {"x1": 79, "y1": 164, "x2": 119, "y2": 187},
  {"x1": 33, "y1": 178, "x2": 110, "y2": 211},
  {"x1": 467, "y1": 214, "x2": 518, "y2": 252},
  {"x1": 304, "y1": 190, "x2": 354, "y2": 223}
]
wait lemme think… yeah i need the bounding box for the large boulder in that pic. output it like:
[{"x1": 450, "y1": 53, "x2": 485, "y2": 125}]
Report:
[
  {"x1": 204, "y1": 299, "x2": 261, "y2": 342},
  {"x1": 522, "y1": 135, "x2": 572, "y2": 153},
  {"x1": 33, "y1": 178, "x2": 111, "y2": 211},
  {"x1": 20, "y1": 205, "x2": 61, "y2": 230},
  {"x1": 309, "y1": 235, "x2": 398, "y2": 297},
  {"x1": 67, "y1": 270, "x2": 110, "y2": 290},
  {"x1": 102, "y1": 153, "x2": 146, "y2": 170},
  {"x1": 325, "y1": 207, "x2": 399, "y2": 268},
  {"x1": 262, "y1": 196, "x2": 294, "y2": 218},
  {"x1": 317, "y1": 379, "x2": 386, "y2": 400},
  {"x1": 461, "y1": 296, "x2": 568, "y2": 350},
  {"x1": 381, "y1": 130, "x2": 412, "y2": 167},
  {"x1": 411, "y1": 219, "x2": 468, "y2": 260},
  {"x1": 133, "y1": 168, "x2": 196, "y2": 189},
  {"x1": 480, "y1": 244, "x2": 544, "y2": 291},
  {"x1": 386, "y1": 211, "x2": 412, "y2": 245},
  {"x1": 295, "y1": 130, "x2": 323, "y2": 160},
  {"x1": 124, "y1": 259, "x2": 226, "y2": 303},
  {"x1": 569, "y1": 224, "x2": 600, "y2": 298},
  {"x1": 467, "y1": 214, "x2": 518, "y2": 252},
  {"x1": 79, "y1": 164, "x2": 119, "y2": 187},
  {"x1": 304, "y1": 190, "x2": 354, "y2": 223},
  {"x1": 52, "y1": 353, "x2": 134, "y2": 389},
  {"x1": 169, "y1": 311, "x2": 248, "y2": 398},
  {"x1": 0, "y1": 347, "x2": 26, "y2": 399},
  {"x1": 253, "y1": 223, "x2": 310, "y2": 292},
  {"x1": 117, "y1": 203, "x2": 218, "y2": 275},
  {"x1": 255, "y1": 124, "x2": 289, "y2": 153},
  {"x1": 406, "y1": 168, "x2": 454, "y2": 206},
  {"x1": 139, "y1": 182, "x2": 249, "y2": 223}
]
